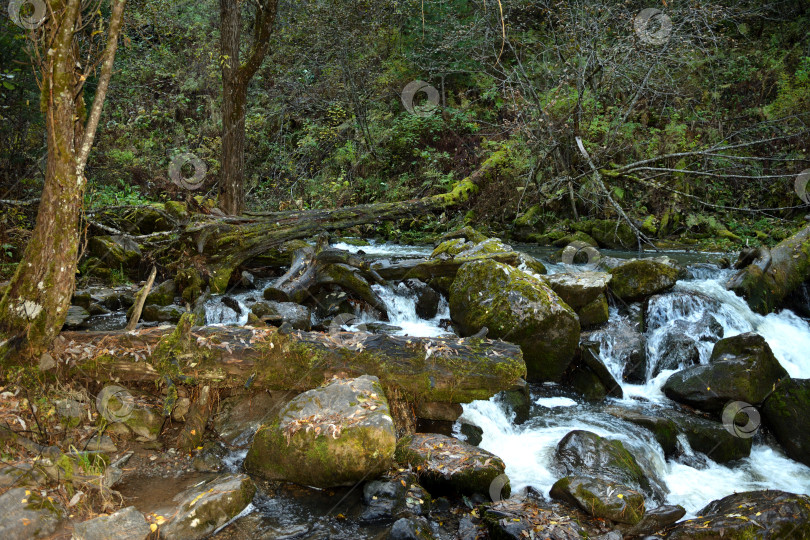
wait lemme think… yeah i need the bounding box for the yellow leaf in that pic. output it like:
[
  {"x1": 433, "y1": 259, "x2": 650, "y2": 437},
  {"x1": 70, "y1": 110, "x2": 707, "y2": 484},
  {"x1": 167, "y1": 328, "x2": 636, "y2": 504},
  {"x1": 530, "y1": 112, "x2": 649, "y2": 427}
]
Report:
[{"x1": 150, "y1": 524, "x2": 158, "y2": 532}]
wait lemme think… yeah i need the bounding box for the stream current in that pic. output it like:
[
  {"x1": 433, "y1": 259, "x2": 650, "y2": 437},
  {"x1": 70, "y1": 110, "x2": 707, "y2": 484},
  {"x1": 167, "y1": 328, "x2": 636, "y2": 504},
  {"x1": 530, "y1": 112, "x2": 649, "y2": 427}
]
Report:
[{"x1": 202, "y1": 239, "x2": 810, "y2": 532}]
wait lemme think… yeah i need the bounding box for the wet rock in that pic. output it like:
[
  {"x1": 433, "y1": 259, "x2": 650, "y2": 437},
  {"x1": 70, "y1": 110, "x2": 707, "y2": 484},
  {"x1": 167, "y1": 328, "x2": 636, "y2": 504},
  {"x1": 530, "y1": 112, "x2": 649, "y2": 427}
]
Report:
[
  {"x1": 457, "y1": 515, "x2": 485, "y2": 540},
  {"x1": 251, "y1": 300, "x2": 311, "y2": 330},
  {"x1": 495, "y1": 378, "x2": 531, "y2": 424},
  {"x1": 245, "y1": 375, "x2": 396, "y2": 487},
  {"x1": 615, "y1": 504, "x2": 685, "y2": 537},
  {"x1": 609, "y1": 258, "x2": 682, "y2": 302},
  {"x1": 664, "y1": 490, "x2": 810, "y2": 539},
  {"x1": 0, "y1": 487, "x2": 65, "y2": 539},
  {"x1": 663, "y1": 332, "x2": 789, "y2": 414},
  {"x1": 88, "y1": 235, "x2": 142, "y2": 270},
  {"x1": 0, "y1": 463, "x2": 46, "y2": 489},
  {"x1": 145, "y1": 280, "x2": 177, "y2": 307},
  {"x1": 64, "y1": 305, "x2": 91, "y2": 329},
  {"x1": 158, "y1": 473, "x2": 256, "y2": 540},
  {"x1": 550, "y1": 475, "x2": 646, "y2": 525},
  {"x1": 566, "y1": 342, "x2": 623, "y2": 401},
  {"x1": 605, "y1": 407, "x2": 679, "y2": 457},
  {"x1": 554, "y1": 430, "x2": 664, "y2": 500},
  {"x1": 73, "y1": 506, "x2": 151, "y2": 540},
  {"x1": 389, "y1": 516, "x2": 434, "y2": 540},
  {"x1": 241, "y1": 270, "x2": 256, "y2": 289},
  {"x1": 212, "y1": 391, "x2": 282, "y2": 445},
  {"x1": 577, "y1": 293, "x2": 609, "y2": 327},
  {"x1": 483, "y1": 498, "x2": 584, "y2": 540},
  {"x1": 361, "y1": 474, "x2": 431, "y2": 523},
  {"x1": 140, "y1": 304, "x2": 186, "y2": 323},
  {"x1": 73, "y1": 285, "x2": 136, "y2": 310},
  {"x1": 193, "y1": 441, "x2": 226, "y2": 472},
  {"x1": 654, "y1": 325, "x2": 701, "y2": 374},
  {"x1": 450, "y1": 259, "x2": 580, "y2": 382},
  {"x1": 763, "y1": 378, "x2": 810, "y2": 467},
  {"x1": 397, "y1": 433, "x2": 507, "y2": 497},
  {"x1": 587, "y1": 319, "x2": 647, "y2": 383},
  {"x1": 605, "y1": 406, "x2": 751, "y2": 462},
  {"x1": 403, "y1": 279, "x2": 441, "y2": 319},
  {"x1": 457, "y1": 421, "x2": 483, "y2": 446}
]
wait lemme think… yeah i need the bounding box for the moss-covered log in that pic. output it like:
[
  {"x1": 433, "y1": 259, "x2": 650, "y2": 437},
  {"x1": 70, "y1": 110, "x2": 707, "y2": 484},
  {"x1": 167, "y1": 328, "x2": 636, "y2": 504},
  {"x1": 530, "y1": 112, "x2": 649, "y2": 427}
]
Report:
[
  {"x1": 54, "y1": 323, "x2": 526, "y2": 404},
  {"x1": 182, "y1": 161, "x2": 490, "y2": 292}
]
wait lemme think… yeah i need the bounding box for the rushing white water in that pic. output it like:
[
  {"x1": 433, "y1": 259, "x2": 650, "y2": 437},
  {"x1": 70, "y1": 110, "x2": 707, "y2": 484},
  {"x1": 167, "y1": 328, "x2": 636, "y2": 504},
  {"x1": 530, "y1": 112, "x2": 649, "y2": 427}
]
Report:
[
  {"x1": 332, "y1": 239, "x2": 432, "y2": 257},
  {"x1": 461, "y1": 262, "x2": 810, "y2": 516},
  {"x1": 366, "y1": 283, "x2": 452, "y2": 338}
]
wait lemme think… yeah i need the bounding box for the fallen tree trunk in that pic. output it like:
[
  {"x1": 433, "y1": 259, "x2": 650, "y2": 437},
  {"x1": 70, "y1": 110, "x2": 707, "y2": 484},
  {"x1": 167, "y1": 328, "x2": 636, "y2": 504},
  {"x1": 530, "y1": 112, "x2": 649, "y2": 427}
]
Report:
[
  {"x1": 53, "y1": 320, "x2": 526, "y2": 405},
  {"x1": 727, "y1": 225, "x2": 810, "y2": 314},
  {"x1": 372, "y1": 252, "x2": 523, "y2": 282},
  {"x1": 181, "y1": 166, "x2": 488, "y2": 292}
]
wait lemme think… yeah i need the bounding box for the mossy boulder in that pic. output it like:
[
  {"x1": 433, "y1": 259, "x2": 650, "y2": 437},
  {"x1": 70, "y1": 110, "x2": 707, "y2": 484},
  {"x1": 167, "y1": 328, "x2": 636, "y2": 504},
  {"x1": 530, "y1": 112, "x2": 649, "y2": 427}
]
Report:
[
  {"x1": 665, "y1": 490, "x2": 810, "y2": 540},
  {"x1": 87, "y1": 235, "x2": 142, "y2": 271},
  {"x1": 244, "y1": 375, "x2": 396, "y2": 487},
  {"x1": 145, "y1": 280, "x2": 177, "y2": 307},
  {"x1": 566, "y1": 342, "x2": 623, "y2": 401},
  {"x1": 554, "y1": 430, "x2": 664, "y2": 500},
  {"x1": 545, "y1": 271, "x2": 611, "y2": 328},
  {"x1": 609, "y1": 258, "x2": 682, "y2": 301},
  {"x1": 123, "y1": 405, "x2": 164, "y2": 441},
  {"x1": 396, "y1": 433, "x2": 507, "y2": 497},
  {"x1": 574, "y1": 219, "x2": 636, "y2": 249},
  {"x1": 763, "y1": 378, "x2": 810, "y2": 467},
  {"x1": 450, "y1": 259, "x2": 579, "y2": 382},
  {"x1": 157, "y1": 473, "x2": 256, "y2": 540},
  {"x1": 550, "y1": 475, "x2": 645, "y2": 525},
  {"x1": 164, "y1": 200, "x2": 189, "y2": 221},
  {"x1": 663, "y1": 332, "x2": 788, "y2": 414}
]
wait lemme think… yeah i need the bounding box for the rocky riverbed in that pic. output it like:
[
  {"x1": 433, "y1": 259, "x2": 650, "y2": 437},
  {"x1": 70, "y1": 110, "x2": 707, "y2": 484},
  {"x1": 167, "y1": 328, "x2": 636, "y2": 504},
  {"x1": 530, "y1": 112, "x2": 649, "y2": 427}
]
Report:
[{"x1": 2, "y1": 229, "x2": 810, "y2": 539}]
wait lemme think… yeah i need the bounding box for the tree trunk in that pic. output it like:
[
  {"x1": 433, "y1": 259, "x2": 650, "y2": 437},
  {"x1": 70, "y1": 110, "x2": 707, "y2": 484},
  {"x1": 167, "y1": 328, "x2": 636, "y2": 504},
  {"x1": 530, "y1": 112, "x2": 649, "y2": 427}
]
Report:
[
  {"x1": 0, "y1": 0, "x2": 126, "y2": 358},
  {"x1": 218, "y1": 0, "x2": 278, "y2": 215},
  {"x1": 54, "y1": 322, "x2": 526, "y2": 405}
]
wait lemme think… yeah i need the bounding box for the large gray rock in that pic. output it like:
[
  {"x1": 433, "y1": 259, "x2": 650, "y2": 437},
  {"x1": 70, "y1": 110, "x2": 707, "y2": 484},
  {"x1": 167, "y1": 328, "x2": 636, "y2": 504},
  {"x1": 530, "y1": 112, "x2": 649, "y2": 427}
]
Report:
[
  {"x1": 396, "y1": 433, "x2": 507, "y2": 497},
  {"x1": 663, "y1": 332, "x2": 789, "y2": 414},
  {"x1": 157, "y1": 473, "x2": 256, "y2": 540},
  {"x1": 73, "y1": 506, "x2": 151, "y2": 540},
  {"x1": 450, "y1": 259, "x2": 579, "y2": 382},
  {"x1": 0, "y1": 487, "x2": 65, "y2": 539},
  {"x1": 245, "y1": 375, "x2": 396, "y2": 487},
  {"x1": 545, "y1": 272, "x2": 611, "y2": 328},
  {"x1": 361, "y1": 474, "x2": 431, "y2": 524}
]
